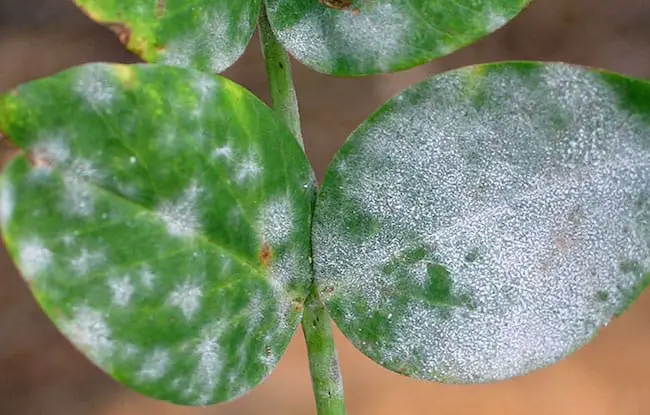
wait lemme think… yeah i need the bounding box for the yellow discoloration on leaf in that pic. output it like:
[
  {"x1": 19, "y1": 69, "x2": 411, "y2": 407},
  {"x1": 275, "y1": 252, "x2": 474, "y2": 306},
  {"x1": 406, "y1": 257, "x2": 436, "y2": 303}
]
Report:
[{"x1": 113, "y1": 66, "x2": 138, "y2": 88}]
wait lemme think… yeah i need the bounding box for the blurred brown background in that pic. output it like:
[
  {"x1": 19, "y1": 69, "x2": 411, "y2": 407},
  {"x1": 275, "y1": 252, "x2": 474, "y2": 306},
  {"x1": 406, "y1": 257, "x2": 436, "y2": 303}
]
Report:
[{"x1": 1, "y1": 0, "x2": 650, "y2": 414}]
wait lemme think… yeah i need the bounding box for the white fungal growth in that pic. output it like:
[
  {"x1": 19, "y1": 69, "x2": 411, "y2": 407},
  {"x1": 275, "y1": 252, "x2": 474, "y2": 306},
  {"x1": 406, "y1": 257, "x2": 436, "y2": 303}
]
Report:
[
  {"x1": 189, "y1": 324, "x2": 224, "y2": 405},
  {"x1": 212, "y1": 145, "x2": 232, "y2": 160},
  {"x1": 0, "y1": 176, "x2": 14, "y2": 227},
  {"x1": 332, "y1": 3, "x2": 409, "y2": 73},
  {"x1": 235, "y1": 155, "x2": 262, "y2": 184},
  {"x1": 124, "y1": 343, "x2": 140, "y2": 358},
  {"x1": 313, "y1": 63, "x2": 650, "y2": 382},
  {"x1": 267, "y1": 252, "x2": 300, "y2": 331},
  {"x1": 18, "y1": 239, "x2": 52, "y2": 280},
  {"x1": 138, "y1": 349, "x2": 171, "y2": 382},
  {"x1": 70, "y1": 248, "x2": 105, "y2": 276},
  {"x1": 31, "y1": 135, "x2": 70, "y2": 168},
  {"x1": 69, "y1": 158, "x2": 103, "y2": 181},
  {"x1": 61, "y1": 305, "x2": 113, "y2": 363},
  {"x1": 75, "y1": 65, "x2": 116, "y2": 108},
  {"x1": 274, "y1": 13, "x2": 334, "y2": 74},
  {"x1": 161, "y1": 7, "x2": 246, "y2": 73},
  {"x1": 61, "y1": 176, "x2": 95, "y2": 217},
  {"x1": 167, "y1": 281, "x2": 203, "y2": 320},
  {"x1": 258, "y1": 197, "x2": 294, "y2": 245},
  {"x1": 108, "y1": 276, "x2": 135, "y2": 306},
  {"x1": 274, "y1": 2, "x2": 409, "y2": 73},
  {"x1": 140, "y1": 267, "x2": 156, "y2": 290},
  {"x1": 156, "y1": 180, "x2": 202, "y2": 237},
  {"x1": 192, "y1": 74, "x2": 217, "y2": 102},
  {"x1": 485, "y1": 11, "x2": 509, "y2": 33}
]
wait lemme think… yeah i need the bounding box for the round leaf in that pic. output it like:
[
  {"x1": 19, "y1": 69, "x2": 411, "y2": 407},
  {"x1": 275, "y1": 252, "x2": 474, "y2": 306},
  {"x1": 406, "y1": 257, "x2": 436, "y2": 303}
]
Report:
[
  {"x1": 74, "y1": 0, "x2": 260, "y2": 73},
  {"x1": 0, "y1": 63, "x2": 316, "y2": 405},
  {"x1": 312, "y1": 62, "x2": 650, "y2": 383},
  {"x1": 265, "y1": 0, "x2": 531, "y2": 76}
]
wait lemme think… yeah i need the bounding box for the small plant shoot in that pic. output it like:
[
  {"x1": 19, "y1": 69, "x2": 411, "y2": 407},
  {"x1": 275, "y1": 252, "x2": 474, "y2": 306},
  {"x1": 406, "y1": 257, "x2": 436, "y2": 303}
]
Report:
[{"x1": 1, "y1": 0, "x2": 648, "y2": 414}]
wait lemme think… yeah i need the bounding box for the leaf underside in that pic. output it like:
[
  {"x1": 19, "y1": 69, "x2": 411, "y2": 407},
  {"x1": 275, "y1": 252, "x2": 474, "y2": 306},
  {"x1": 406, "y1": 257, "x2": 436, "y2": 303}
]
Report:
[
  {"x1": 313, "y1": 61, "x2": 650, "y2": 383},
  {"x1": 73, "y1": 0, "x2": 261, "y2": 73},
  {"x1": 265, "y1": 0, "x2": 531, "y2": 76},
  {"x1": 0, "y1": 63, "x2": 316, "y2": 405}
]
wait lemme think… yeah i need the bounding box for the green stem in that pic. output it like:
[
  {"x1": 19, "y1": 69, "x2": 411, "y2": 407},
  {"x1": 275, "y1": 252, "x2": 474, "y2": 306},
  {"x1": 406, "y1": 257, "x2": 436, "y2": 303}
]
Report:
[
  {"x1": 258, "y1": 2, "x2": 303, "y2": 147},
  {"x1": 258, "y1": 5, "x2": 347, "y2": 415},
  {"x1": 301, "y1": 286, "x2": 347, "y2": 415}
]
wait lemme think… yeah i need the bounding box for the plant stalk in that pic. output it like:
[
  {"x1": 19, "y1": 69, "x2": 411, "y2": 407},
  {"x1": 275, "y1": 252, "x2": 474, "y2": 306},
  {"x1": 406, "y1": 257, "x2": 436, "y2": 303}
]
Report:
[
  {"x1": 258, "y1": 3, "x2": 303, "y2": 147},
  {"x1": 258, "y1": 5, "x2": 347, "y2": 415}
]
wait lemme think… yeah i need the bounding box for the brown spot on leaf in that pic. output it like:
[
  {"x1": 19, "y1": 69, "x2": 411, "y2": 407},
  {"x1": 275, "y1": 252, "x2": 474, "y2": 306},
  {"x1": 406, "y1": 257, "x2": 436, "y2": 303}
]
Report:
[
  {"x1": 319, "y1": 0, "x2": 353, "y2": 11},
  {"x1": 259, "y1": 242, "x2": 272, "y2": 267},
  {"x1": 0, "y1": 131, "x2": 19, "y2": 168},
  {"x1": 156, "y1": 0, "x2": 166, "y2": 18},
  {"x1": 292, "y1": 299, "x2": 304, "y2": 312},
  {"x1": 106, "y1": 22, "x2": 132, "y2": 46},
  {"x1": 25, "y1": 150, "x2": 52, "y2": 170},
  {"x1": 264, "y1": 344, "x2": 272, "y2": 356}
]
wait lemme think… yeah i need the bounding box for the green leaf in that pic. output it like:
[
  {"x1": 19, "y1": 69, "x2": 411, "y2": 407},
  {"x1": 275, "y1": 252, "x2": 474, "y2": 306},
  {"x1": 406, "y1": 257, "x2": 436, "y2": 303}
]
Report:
[
  {"x1": 0, "y1": 63, "x2": 316, "y2": 405},
  {"x1": 312, "y1": 62, "x2": 650, "y2": 382},
  {"x1": 73, "y1": 0, "x2": 260, "y2": 73},
  {"x1": 264, "y1": 0, "x2": 531, "y2": 76}
]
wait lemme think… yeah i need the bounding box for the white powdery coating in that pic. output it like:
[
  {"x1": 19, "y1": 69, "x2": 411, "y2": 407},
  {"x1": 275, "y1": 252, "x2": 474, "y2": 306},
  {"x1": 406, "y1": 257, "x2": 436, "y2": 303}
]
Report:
[
  {"x1": 75, "y1": 65, "x2": 116, "y2": 108},
  {"x1": 161, "y1": 8, "x2": 245, "y2": 73},
  {"x1": 212, "y1": 145, "x2": 233, "y2": 160},
  {"x1": 485, "y1": 11, "x2": 509, "y2": 33},
  {"x1": 18, "y1": 239, "x2": 53, "y2": 280},
  {"x1": 267, "y1": 251, "x2": 301, "y2": 331},
  {"x1": 61, "y1": 305, "x2": 113, "y2": 363},
  {"x1": 71, "y1": 248, "x2": 105, "y2": 275},
  {"x1": 258, "y1": 197, "x2": 294, "y2": 245},
  {"x1": 274, "y1": 3, "x2": 409, "y2": 73},
  {"x1": 167, "y1": 281, "x2": 203, "y2": 320},
  {"x1": 314, "y1": 63, "x2": 650, "y2": 382},
  {"x1": 235, "y1": 154, "x2": 262, "y2": 184},
  {"x1": 108, "y1": 276, "x2": 135, "y2": 306},
  {"x1": 156, "y1": 180, "x2": 202, "y2": 237},
  {"x1": 193, "y1": 74, "x2": 217, "y2": 103},
  {"x1": 62, "y1": 176, "x2": 95, "y2": 217},
  {"x1": 31, "y1": 135, "x2": 70, "y2": 168},
  {"x1": 138, "y1": 349, "x2": 171, "y2": 382},
  {"x1": 140, "y1": 267, "x2": 156, "y2": 289},
  {"x1": 0, "y1": 176, "x2": 14, "y2": 227},
  {"x1": 274, "y1": 13, "x2": 334, "y2": 74},
  {"x1": 189, "y1": 324, "x2": 224, "y2": 405}
]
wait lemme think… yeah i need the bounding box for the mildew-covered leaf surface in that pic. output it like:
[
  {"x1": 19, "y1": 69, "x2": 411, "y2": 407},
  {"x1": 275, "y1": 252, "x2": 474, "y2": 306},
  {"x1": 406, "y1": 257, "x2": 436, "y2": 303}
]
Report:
[
  {"x1": 265, "y1": 0, "x2": 530, "y2": 76},
  {"x1": 0, "y1": 63, "x2": 316, "y2": 405},
  {"x1": 74, "y1": 0, "x2": 260, "y2": 73},
  {"x1": 313, "y1": 62, "x2": 650, "y2": 382}
]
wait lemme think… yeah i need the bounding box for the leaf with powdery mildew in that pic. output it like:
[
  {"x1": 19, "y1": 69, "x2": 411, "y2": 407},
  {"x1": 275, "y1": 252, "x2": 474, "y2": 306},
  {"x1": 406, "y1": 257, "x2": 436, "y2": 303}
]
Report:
[
  {"x1": 0, "y1": 63, "x2": 316, "y2": 405},
  {"x1": 265, "y1": 0, "x2": 530, "y2": 76},
  {"x1": 313, "y1": 62, "x2": 650, "y2": 382},
  {"x1": 73, "y1": 0, "x2": 260, "y2": 73}
]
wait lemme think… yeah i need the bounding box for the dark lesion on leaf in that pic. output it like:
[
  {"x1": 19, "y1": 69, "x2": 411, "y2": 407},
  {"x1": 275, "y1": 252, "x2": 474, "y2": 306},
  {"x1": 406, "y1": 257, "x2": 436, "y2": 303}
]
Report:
[
  {"x1": 25, "y1": 149, "x2": 53, "y2": 170},
  {"x1": 106, "y1": 22, "x2": 132, "y2": 46},
  {"x1": 264, "y1": 344, "x2": 272, "y2": 356},
  {"x1": 292, "y1": 298, "x2": 304, "y2": 312},
  {"x1": 259, "y1": 242, "x2": 272, "y2": 267},
  {"x1": 0, "y1": 130, "x2": 19, "y2": 168},
  {"x1": 319, "y1": 0, "x2": 360, "y2": 14}
]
